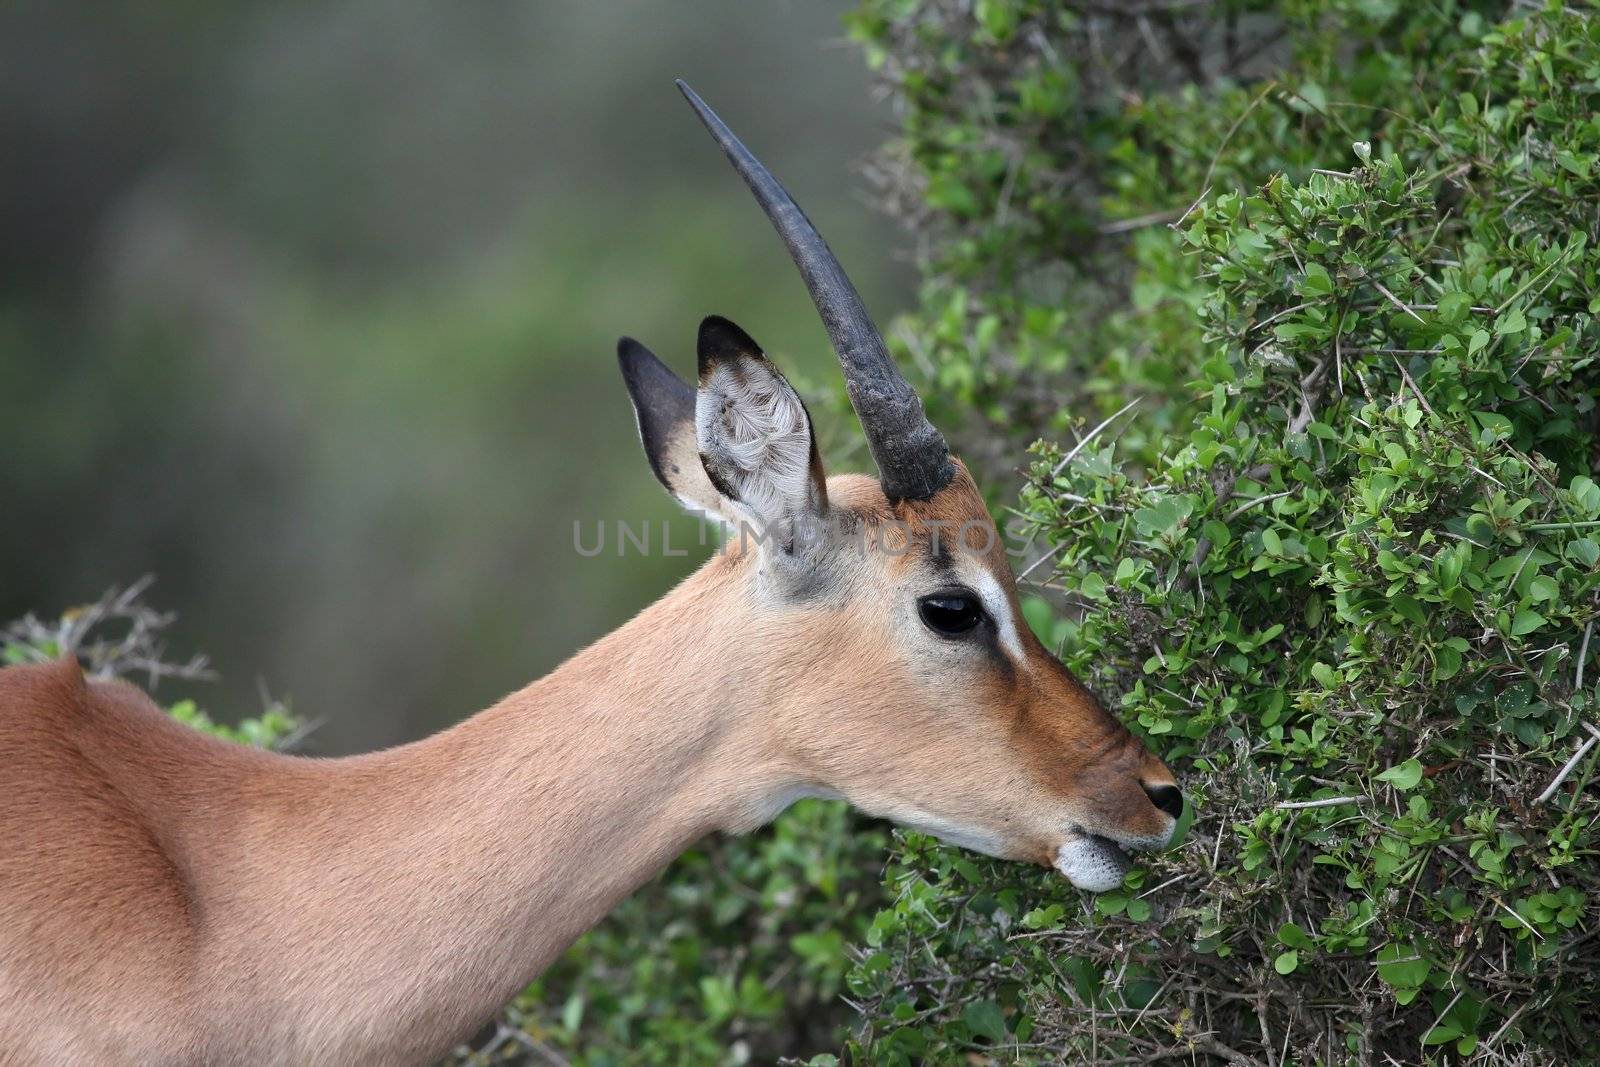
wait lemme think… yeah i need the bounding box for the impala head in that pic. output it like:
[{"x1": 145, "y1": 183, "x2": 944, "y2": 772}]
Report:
[{"x1": 614, "y1": 82, "x2": 1181, "y2": 892}]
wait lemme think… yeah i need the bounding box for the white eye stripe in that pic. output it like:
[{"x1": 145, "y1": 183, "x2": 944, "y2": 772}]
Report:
[{"x1": 967, "y1": 567, "x2": 1025, "y2": 664}]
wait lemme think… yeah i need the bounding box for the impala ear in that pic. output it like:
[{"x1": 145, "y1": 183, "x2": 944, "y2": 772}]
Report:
[
  {"x1": 694, "y1": 316, "x2": 829, "y2": 550},
  {"x1": 618, "y1": 336, "x2": 735, "y2": 522}
]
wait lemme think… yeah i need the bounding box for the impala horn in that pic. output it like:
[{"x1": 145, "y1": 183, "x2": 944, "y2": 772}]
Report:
[{"x1": 677, "y1": 79, "x2": 954, "y2": 503}]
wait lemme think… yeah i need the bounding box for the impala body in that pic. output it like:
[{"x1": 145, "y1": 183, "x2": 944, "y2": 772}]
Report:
[{"x1": 0, "y1": 83, "x2": 1181, "y2": 1066}]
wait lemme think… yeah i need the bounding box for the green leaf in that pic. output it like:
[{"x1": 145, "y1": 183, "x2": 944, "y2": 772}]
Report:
[
  {"x1": 1300, "y1": 262, "x2": 1333, "y2": 296},
  {"x1": 1274, "y1": 950, "x2": 1299, "y2": 975},
  {"x1": 1424, "y1": 1024, "x2": 1461, "y2": 1046},
  {"x1": 1571, "y1": 475, "x2": 1600, "y2": 517},
  {"x1": 561, "y1": 993, "x2": 585, "y2": 1033},
  {"x1": 926, "y1": 174, "x2": 978, "y2": 217},
  {"x1": 1435, "y1": 292, "x2": 1471, "y2": 324},
  {"x1": 962, "y1": 1000, "x2": 1008, "y2": 1043},
  {"x1": 974, "y1": 0, "x2": 1018, "y2": 41},
  {"x1": 1133, "y1": 495, "x2": 1194, "y2": 538},
  {"x1": 1434, "y1": 643, "x2": 1463, "y2": 681},
  {"x1": 1376, "y1": 943, "x2": 1431, "y2": 990},
  {"x1": 1495, "y1": 307, "x2": 1527, "y2": 336},
  {"x1": 1377, "y1": 758, "x2": 1424, "y2": 791},
  {"x1": 1510, "y1": 610, "x2": 1547, "y2": 636},
  {"x1": 1278, "y1": 922, "x2": 1314, "y2": 950}
]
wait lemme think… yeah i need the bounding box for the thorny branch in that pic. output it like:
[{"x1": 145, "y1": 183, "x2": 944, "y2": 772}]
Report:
[{"x1": 1, "y1": 576, "x2": 213, "y2": 689}]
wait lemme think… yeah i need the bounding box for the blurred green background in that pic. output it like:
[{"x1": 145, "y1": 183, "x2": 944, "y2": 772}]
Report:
[{"x1": 0, "y1": 1, "x2": 913, "y2": 753}]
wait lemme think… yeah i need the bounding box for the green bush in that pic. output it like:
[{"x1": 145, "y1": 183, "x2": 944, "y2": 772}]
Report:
[
  {"x1": 489, "y1": 803, "x2": 885, "y2": 1066},
  {"x1": 838, "y1": 0, "x2": 1600, "y2": 1062}
]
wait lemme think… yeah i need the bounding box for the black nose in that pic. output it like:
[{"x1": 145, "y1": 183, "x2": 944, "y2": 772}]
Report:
[{"x1": 1143, "y1": 783, "x2": 1184, "y2": 819}]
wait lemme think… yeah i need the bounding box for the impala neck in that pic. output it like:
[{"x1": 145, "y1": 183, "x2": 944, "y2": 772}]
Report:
[{"x1": 272, "y1": 551, "x2": 810, "y2": 1059}]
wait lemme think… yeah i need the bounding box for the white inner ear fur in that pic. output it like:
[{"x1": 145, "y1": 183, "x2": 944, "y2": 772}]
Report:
[{"x1": 697, "y1": 360, "x2": 822, "y2": 536}]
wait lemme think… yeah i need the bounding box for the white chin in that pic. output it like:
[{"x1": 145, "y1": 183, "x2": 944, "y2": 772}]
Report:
[{"x1": 1053, "y1": 835, "x2": 1132, "y2": 892}]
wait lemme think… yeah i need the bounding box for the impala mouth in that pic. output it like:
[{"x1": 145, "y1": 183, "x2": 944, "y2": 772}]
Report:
[{"x1": 1053, "y1": 834, "x2": 1132, "y2": 893}]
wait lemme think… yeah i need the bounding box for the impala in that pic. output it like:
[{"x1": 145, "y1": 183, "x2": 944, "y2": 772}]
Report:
[{"x1": 0, "y1": 82, "x2": 1182, "y2": 1066}]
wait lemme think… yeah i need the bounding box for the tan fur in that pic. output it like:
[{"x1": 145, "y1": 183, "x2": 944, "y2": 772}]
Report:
[{"x1": 0, "y1": 466, "x2": 1174, "y2": 1065}]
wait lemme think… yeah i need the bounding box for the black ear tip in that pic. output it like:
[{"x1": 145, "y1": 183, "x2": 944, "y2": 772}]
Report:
[
  {"x1": 694, "y1": 315, "x2": 761, "y2": 369},
  {"x1": 616, "y1": 335, "x2": 694, "y2": 434},
  {"x1": 617, "y1": 337, "x2": 683, "y2": 399},
  {"x1": 697, "y1": 314, "x2": 738, "y2": 338},
  {"x1": 617, "y1": 336, "x2": 646, "y2": 378}
]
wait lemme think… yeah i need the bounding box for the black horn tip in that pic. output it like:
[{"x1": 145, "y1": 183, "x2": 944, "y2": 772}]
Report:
[
  {"x1": 676, "y1": 79, "x2": 711, "y2": 120},
  {"x1": 675, "y1": 79, "x2": 705, "y2": 106},
  {"x1": 676, "y1": 81, "x2": 746, "y2": 161}
]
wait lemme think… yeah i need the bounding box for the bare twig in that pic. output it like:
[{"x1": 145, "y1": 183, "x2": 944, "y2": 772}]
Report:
[
  {"x1": 1224, "y1": 490, "x2": 1294, "y2": 522},
  {"x1": 1577, "y1": 619, "x2": 1594, "y2": 691},
  {"x1": 1534, "y1": 733, "x2": 1599, "y2": 805},
  {"x1": 1200, "y1": 81, "x2": 1276, "y2": 195},
  {"x1": 1276, "y1": 796, "x2": 1363, "y2": 810},
  {"x1": 1100, "y1": 207, "x2": 1187, "y2": 234},
  {"x1": 1050, "y1": 398, "x2": 1143, "y2": 477},
  {"x1": 1018, "y1": 539, "x2": 1071, "y2": 582},
  {"x1": 1, "y1": 578, "x2": 213, "y2": 689},
  {"x1": 1390, "y1": 356, "x2": 1438, "y2": 419},
  {"x1": 1370, "y1": 277, "x2": 1426, "y2": 323}
]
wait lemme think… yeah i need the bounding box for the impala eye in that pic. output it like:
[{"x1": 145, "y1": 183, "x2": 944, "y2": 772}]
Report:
[{"x1": 918, "y1": 591, "x2": 984, "y2": 636}]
